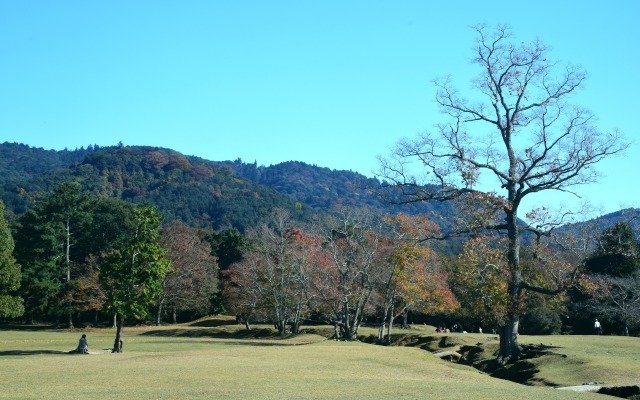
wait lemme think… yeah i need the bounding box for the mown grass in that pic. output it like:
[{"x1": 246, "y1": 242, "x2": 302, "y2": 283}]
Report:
[
  {"x1": 0, "y1": 322, "x2": 632, "y2": 400},
  {"x1": 518, "y1": 334, "x2": 640, "y2": 387}
]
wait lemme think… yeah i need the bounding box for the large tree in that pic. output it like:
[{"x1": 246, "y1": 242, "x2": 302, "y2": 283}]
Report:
[
  {"x1": 13, "y1": 182, "x2": 93, "y2": 325},
  {"x1": 315, "y1": 209, "x2": 387, "y2": 341},
  {"x1": 0, "y1": 200, "x2": 23, "y2": 318},
  {"x1": 68, "y1": 198, "x2": 136, "y2": 325},
  {"x1": 101, "y1": 205, "x2": 170, "y2": 352},
  {"x1": 41, "y1": 182, "x2": 93, "y2": 328},
  {"x1": 379, "y1": 25, "x2": 626, "y2": 361},
  {"x1": 13, "y1": 182, "x2": 125, "y2": 326},
  {"x1": 377, "y1": 214, "x2": 458, "y2": 344},
  {"x1": 158, "y1": 220, "x2": 218, "y2": 325},
  {"x1": 225, "y1": 209, "x2": 318, "y2": 335}
]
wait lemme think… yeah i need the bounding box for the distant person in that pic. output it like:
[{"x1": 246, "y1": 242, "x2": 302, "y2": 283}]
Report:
[
  {"x1": 594, "y1": 319, "x2": 602, "y2": 335},
  {"x1": 478, "y1": 327, "x2": 483, "y2": 334},
  {"x1": 76, "y1": 334, "x2": 88, "y2": 354}
]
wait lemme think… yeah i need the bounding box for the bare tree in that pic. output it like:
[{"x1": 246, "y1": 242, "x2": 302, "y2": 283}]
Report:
[{"x1": 378, "y1": 25, "x2": 627, "y2": 362}]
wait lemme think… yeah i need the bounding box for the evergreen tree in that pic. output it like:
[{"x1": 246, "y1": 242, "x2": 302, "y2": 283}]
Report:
[
  {"x1": 0, "y1": 200, "x2": 23, "y2": 318},
  {"x1": 13, "y1": 207, "x2": 64, "y2": 323},
  {"x1": 206, "y1": 228, "x2": 248, "y2": 313},
  {"x1": 13, "y1": 182, "x2": 93, "y2": 326},
  {"x1": 584, "y1": 222, "x2": 640, "y2": 277},
  {"x1": 41, "y1": 182, "x2": 93, "y2": 328}
]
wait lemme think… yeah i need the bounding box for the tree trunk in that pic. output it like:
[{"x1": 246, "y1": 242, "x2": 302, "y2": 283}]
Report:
[
  {"x1": 377, "y1": 306, "x2": 388, "y2": 343},
  {"x1": 383, "y1": 296, "x2": 396, "y2": 344},
  {"x1": 156, "y1": 302, "x2": 163, "y2": 326},
  {"x1": 113, "y1": 315, "x2": 124, "y2": 353},
  {"x1": 290, "y1": 304, "x2": 302, "y2": 334},
  {"x1": 333, "y1": 323, "x2": 341, "y2": 339},
  {"x1": 385, "y1": 311, "x2": 394, "y2": 344},
  {"x1": 172, "y1": 309, "x2": 177, "y2": 324},
  {"x1": 275, "y1": 319, "x2": 286, "y2": 336},
  {"x1": 401, "y1": 310, "x2": 409, "y2": 329},
  {"x1": 66, "y1": 220, "x2": 74, "y2": 329},
  {"x1": 498, "y1": 317, "x2": 520, "y2": 363},
  {"x1": 624, "y1": 322, "x2": 629, "y2": 337},
  {"x1": 498, "y1": 204, "x2": 523, "y2": 363}
]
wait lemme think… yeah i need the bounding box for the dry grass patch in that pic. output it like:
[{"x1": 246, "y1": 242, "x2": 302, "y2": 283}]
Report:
[{"x1": 0, "y1": 327, "x2": 606, "y2": 400}]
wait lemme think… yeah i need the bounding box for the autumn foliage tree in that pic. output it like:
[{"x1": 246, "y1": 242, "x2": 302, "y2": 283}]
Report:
[
  {"x1": 377, "y1": 214, "x2": 458, "y2": 343},
  {"x1": 225, "y1": 209, "x2": 319, "y2": 335},
  {"x1": 448, "y1": 236, "x2": 510, "y2": 329},
  {"x1": 379, "y1": 25, "x2": 627, "y2": 361},
  {"x1": 315, "y1": 209, "x2": 388, "y2": 341},
  {"x1": 158, "y1": 220, "x2": 218, "y2": 325}
]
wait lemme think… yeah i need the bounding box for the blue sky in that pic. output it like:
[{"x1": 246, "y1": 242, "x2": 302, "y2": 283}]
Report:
[{"x1": 1, "y1": 1, "x2": 638, "y2": 218}]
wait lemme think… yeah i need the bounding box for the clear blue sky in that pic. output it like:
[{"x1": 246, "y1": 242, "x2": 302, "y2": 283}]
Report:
[{"x1": 1, "y1": 1, "x2": 638, "y2": 218}]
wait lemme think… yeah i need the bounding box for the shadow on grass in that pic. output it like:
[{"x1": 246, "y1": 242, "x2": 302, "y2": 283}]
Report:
[
  {"x1": 141, "y1": 328, "x2": 287, "y2": 340},
  {"x1": 188, "y1": 318, "x2": 237, "y2": 327},
  {"x1": 0, "y1": 350, "x2": 73, "y2": 356},
  {"x1": 0, "y1": 324, "x2": 60, "y2": 331},
  {"x1": 458, "y1": 343, "x2": 567, "y2": 386}
]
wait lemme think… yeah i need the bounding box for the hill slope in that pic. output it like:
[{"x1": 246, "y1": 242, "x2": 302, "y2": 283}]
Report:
[
  {"x1": 0, "y1": 143, "x2": 315, "y2": 231},
  {"x1": 2, "y1": 142, "x2": 635, "y2": 240}
]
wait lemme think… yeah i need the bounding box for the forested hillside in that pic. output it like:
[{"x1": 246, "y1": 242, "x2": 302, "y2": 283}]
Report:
[
  {"x1": 209, "y1": 159, "x2": 458, "y2": 231},
  {"x1": 0, "y1": 142, "x2": 102, "y2": 215},
  {"x1": 0, "y1": 143, "x2": 457, "y2": 232},
  {"x1": 1, "y1": 142, "x2": 636, "y2": 236}
]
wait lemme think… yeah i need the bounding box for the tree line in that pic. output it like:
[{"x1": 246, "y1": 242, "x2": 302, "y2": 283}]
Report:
[{"x1": 1, "y1": 181, "x2": 638, "y2": 348}]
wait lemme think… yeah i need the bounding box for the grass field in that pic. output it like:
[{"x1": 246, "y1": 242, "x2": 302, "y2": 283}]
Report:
[{"x1": 0, "y1": 321, "x2": 637, "y2": 399}]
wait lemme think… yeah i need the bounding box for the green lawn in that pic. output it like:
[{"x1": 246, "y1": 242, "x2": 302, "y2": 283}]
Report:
[
  {"x1": 0, "y1": 324, "x2": 633, "y2": 399},
  {"x1": 518, "y1": 334, "x2": 640, "y2": 387}
]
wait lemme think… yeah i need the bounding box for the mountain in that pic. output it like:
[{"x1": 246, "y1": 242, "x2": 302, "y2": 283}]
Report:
[
  {"x1": 554, "y1": 208, "x2": 640, "y2": 241},
  {"x1": 0, "y1": 143, "x2": 315, "y2": 231},
  {"x1": 208, "y1": 159, "x2": 458, "y2": 231},
  {"x1": 0, "y1": 142, "x2": 104, "y2": 215},
  {"x1": 3, "y1": 142, "x2": 633, "y2": 243},
  {"x1": 0, "y1": 142, "x2": 458, "y2": 233}
]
